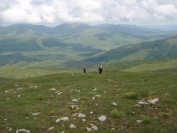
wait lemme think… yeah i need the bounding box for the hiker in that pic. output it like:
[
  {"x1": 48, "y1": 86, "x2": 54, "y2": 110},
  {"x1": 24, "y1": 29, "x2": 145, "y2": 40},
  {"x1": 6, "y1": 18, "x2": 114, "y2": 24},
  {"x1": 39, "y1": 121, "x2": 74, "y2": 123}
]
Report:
[
  {"x1": 83, "y1": 68, "x2": 86, "y2": 73},
  {"x1": 98, "y1": 63, "x2": 103, "y2": 74}
]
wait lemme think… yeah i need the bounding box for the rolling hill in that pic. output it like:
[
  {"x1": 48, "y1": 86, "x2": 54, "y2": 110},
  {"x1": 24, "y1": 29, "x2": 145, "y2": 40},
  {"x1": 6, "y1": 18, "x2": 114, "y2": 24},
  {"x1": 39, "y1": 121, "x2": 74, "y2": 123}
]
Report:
[
  {"x1": 0, "y1": 22, "x2": 177, "y2": 72},
  {"x1": 85, "y1": 36, "x2": 177, "y2": 63}
]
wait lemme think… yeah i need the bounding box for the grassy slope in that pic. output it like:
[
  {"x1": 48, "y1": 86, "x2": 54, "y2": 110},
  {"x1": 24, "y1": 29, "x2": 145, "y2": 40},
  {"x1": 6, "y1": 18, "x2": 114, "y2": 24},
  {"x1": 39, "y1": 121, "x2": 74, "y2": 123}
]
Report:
[
  {"x1": 0, "y1": 71, "x2": 177, "y2": 133},
  {"x1": 123, "y1": 58, "x2": 177, "y2": 72},
  {"x1": 86, "y1": 36, "x2": 177, "y2": 64}
]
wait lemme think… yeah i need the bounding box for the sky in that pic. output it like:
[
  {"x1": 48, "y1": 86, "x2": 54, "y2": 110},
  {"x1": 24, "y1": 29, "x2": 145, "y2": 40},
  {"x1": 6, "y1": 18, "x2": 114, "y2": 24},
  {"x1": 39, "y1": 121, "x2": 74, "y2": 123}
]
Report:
[{"x1": 0, "y1": 0, "x2": 177, "y2": 26}]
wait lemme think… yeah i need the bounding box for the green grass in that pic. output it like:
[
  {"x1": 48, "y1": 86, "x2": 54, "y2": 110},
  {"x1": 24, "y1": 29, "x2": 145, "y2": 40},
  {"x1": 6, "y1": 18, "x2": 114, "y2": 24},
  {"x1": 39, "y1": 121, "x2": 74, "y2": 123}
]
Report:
[{"x1": 0, "y1": 71, "x2": 177, "y2": 133}]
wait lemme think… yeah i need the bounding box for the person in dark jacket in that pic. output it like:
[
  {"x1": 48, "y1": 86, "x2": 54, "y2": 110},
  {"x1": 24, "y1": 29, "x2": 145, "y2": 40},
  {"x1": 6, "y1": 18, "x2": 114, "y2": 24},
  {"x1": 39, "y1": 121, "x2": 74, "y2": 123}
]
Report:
[{"x1": 98, "y1": 63, "x2": 103, "y2": 74}]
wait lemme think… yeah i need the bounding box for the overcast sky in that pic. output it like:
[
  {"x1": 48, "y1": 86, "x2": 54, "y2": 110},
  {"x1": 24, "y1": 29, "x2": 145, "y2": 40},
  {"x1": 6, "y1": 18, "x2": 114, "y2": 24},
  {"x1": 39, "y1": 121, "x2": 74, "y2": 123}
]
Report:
[{"x1": 0, "y1": 0, "x2": 177, "y2": 26}]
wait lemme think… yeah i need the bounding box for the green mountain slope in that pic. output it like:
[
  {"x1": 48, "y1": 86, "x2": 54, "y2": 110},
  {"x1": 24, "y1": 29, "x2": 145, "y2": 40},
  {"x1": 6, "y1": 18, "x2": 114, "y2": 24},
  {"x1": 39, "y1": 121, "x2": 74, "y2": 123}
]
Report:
[
  {"x1": 1, "y1": 22, "x2": 177, "y2": 70},
  {"x1": 86, "y1": 36, "x2": 177, "y2": 63},
  {"x1": 1, "y1": 71, "x2": 177, "y2": 132},
  {"x1": 5, "y1": 23, "x2": 177, "y2": 50}
]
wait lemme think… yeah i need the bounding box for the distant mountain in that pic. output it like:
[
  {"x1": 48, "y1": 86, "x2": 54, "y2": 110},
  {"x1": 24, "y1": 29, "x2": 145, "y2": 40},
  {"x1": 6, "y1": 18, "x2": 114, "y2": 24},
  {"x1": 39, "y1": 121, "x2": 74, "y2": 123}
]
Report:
[
  {"x1": 10, "y1": 23, "x2": 52, "y2": 34},
  {"x1": 85, "y1": 36, "x2": 177, "y2": 63},
  {"x1": 51, "y1": 22, "x2": 92, "y2": 35},
  {"x1": 94, "y1": 24, "x2": 157, "y2": 34},
  {"x1": 144, "y1": 25, "x2": 177, "y2": 31},
  {"x1": 10, "y1": 23, "x2": 93, "y2": 35}
]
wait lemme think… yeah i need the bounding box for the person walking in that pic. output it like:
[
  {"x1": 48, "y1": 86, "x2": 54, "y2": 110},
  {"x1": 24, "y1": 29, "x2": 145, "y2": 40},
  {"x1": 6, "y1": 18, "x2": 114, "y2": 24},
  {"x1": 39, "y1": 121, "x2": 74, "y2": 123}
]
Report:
[
  {"x1": 83, "y1": 68, "x2": 86, "y2": 73},
  {"x1": 98, "y1": 63, "x2": 103, "y2": 74}
]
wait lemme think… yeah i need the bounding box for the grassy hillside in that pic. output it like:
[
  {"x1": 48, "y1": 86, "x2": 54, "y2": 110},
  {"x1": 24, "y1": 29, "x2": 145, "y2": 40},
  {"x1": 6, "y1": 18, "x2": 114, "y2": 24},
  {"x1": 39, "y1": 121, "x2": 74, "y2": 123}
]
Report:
[
  {"x1": 0, "y1": 23, "x2": 177, "y2": 70},
  {"x1": 86, "y1": 36, "x2": 177, "y2": 63},
  {"x1": 0, "y1": 71, "x2": 177, "y2": 133}
]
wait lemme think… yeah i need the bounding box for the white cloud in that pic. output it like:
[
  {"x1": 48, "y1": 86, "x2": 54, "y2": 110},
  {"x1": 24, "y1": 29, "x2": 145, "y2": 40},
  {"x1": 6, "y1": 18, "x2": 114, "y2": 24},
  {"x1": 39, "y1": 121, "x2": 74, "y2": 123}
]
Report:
[{"x1": 0, "y1": 0, "x2": 177, "y2": 25}]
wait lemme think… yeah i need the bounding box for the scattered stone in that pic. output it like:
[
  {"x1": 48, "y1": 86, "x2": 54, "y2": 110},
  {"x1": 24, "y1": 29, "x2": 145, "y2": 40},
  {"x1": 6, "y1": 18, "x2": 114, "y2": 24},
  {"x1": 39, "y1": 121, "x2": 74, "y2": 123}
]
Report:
[
  {"x1": 70, "y1": 124, "x2": 76, "y2": 128},
  {"x1": 71, "y1": 113, "x2": 78, "y2": 117},
  {"x1": 86, "y1": 127, "x2": 92, "y2": 132},
  {"x1": 72, "y1": 99, "x2": 79, "y2": 102},
  {"x1": 90, "y1": 124, "x2": 98, "y2": 130},
  {"x1": 78, "y1": 113, "x2": 86, "y2": 118},
  {"x1": 134, "y1": 103, "x2": 141, "y2": 108},
  {"x1": 60, "y1": 131, "x2": 65, "y2": 133},
  {"x1": 46, "y1": 127, "x2": 54, "y2": 132},
  {"x1": 98, "y1": 115, "x2": 107, "y2": 122},
  {"x1": 18, "y1": 95, "x2": 20, "y2": 97},
  {"x1": 6, "y1": 127, "x2": 13, "y2": 132},
  {"x1": 16, "y1": 129, "x2": 30, "y2": 133},
  {"x1": 93, "y1": 88, "x2": 97, "y2": 91},
  {"x1": 95, "y1": 95, "x2": 101, "y2": 97},
  {"x1": 50, "y1": 88, "x2": 56, "y2": 91},
  {"x1": 112, "y1": 102, "x2": 117, "y2": 106},
  {"x1": 17, "y1": 88, "x2": 22, "y2": 91},
  {"x1": 90, "y1": 111, "x2": 93, "y2": 115},
  {"x1": 147, "y1": 98, "x2": 159, "y2": 104},
  {"x1": 56, "y1": 117, "x2": 69, "y2": 123},
  {"x1": 136, "y1": 120, "x2": 142, "y2": 124},
  {"x1": 70, "y1": 105, "x2": 78, "y2": 109},
  {"x1": 32, "y1": 112, "x2": 40, "y2": 116},
  {"x1": 7, "y1": 98, "x2": 10, "y2": 100},
  {"x1": 57, "y1": 92, "x2": 64, "y2": 95},
  {"x1": 95, "y1": 104, "x2": 98, "y2": 106},
  {"x1": 82, "y1": 119, "x2": 86, "y2": 122},
  {"x1": 138, "y1": 101, "x2": 148, "y2": 105}
]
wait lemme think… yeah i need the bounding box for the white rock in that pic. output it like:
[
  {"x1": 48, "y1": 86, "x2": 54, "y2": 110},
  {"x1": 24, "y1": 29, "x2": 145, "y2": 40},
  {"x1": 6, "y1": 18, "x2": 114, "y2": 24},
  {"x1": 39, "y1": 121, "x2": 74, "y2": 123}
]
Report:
[
  {"x1": 138, "y1": 101, "x2": 148, "y2": 105},
  {"x1": 90, "y1": 124, "x2": 98, "y2": 130},
  {"x1": 72, "y1": 99, "x2": 79, "y2": 102},
  {"x1": 50, "y1": 88, "x2": 56, "y2": 91},
  {"x1": 57, "y1": 92, "x2": 63, "y2": 95},
  {"x1": 112, "y1": 102, "x2": 117, "y2": 106},
  {"x1": 93, "y1": 88, "x2": 97, "y2": 91},
  {"x1": 86, "y1": 127, "x2": 92, "y2": 132},
  {"x1": 32, "y1": 112, "x2": 40, "y2": 116},
  {"x1": 17, "y1": 88, "x2": 22, "y2": 91},
  {"x1": 78, "y1": 113, "x2": 86, "y2": 118},
  {"x1": 136, "y1": 120, "x2": 142, "y2": 124},
  {"x1": 60, "y1": 131, "x2": 65, "y2": 133},
  {"x1": 134, "y1": 104, "x2": 141, "y2": 108},
  {"x1": 7, "y1": 127, "x2": 13, "y2": 131},
  {"x1": 18, "y1": 95, "x2": 20, "y2": 97},
  {"x1": 71, "y1": 113, "x2": 78, "y2": 117},
  {"x1": 90, "y1": 111, "x2": 93, "y2": 115},
  {"x1": 56, "y1": 117, "x2": 69, "y2": 123},
  {"x1": 46, "y1": 127, "x2": 54, "y2": 132},
  {"x1": 70, "y1": 105, "x2": 78, "y2": 109},
  {"x1": 147, "y1": 98, "x2": 159, "y2": 104},
  {"x1": 95, "y1": 95, "x2": 101, "y2": 97},
  {"x1": 82, "y1": 119, "x2": 86, "y2": 122},
  {"x1": 16, "y1": 129, "x2": 30, "y2": 133},
  {"x1": 70, "y1": 124, "x2": 76, "y2": 128},
  {"x1": 98, "y1": 115, "x2": 107, "y2": 122}
]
